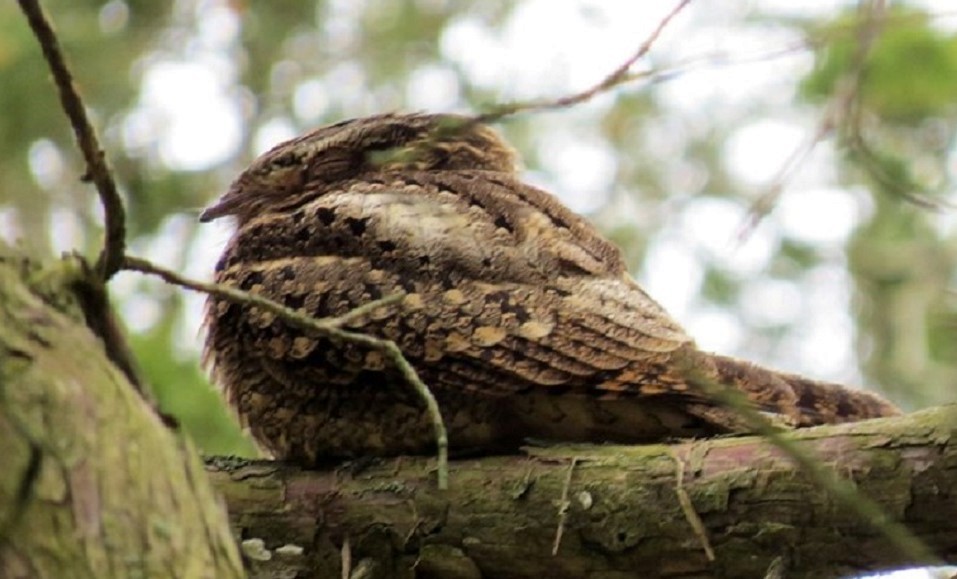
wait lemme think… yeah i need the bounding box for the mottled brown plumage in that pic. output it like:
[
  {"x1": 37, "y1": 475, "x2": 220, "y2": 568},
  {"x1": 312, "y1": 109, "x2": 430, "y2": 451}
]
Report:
[{"x1": 201, "y1": 112, "x2": 899, "y2": 462}]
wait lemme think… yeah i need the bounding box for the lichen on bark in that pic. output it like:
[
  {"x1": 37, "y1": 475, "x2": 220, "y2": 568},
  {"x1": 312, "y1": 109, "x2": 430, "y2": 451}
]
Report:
[{"x1": 0, "y1": 254, "x2": 244, "y2": 578}]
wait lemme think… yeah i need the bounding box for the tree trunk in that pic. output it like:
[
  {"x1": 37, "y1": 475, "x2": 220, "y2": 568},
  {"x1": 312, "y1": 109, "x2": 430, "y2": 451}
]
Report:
[
  {"x1": 208, "y1": 405, "x2": 957, "y2": 579},
  {"x1": 0, "y1": 256, "x2": 244, "y2": 579}
]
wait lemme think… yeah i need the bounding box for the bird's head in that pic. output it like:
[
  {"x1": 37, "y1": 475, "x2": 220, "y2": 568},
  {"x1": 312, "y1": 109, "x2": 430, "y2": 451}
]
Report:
[{"x1": 200, "y1": 112, "x2": 517, "y2": 223}]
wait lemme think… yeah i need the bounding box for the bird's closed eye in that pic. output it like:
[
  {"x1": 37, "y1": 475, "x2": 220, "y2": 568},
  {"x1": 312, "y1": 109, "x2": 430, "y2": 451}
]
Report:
[{"x1": 270, "y1": 152, "x2": 301, "y2": 168}]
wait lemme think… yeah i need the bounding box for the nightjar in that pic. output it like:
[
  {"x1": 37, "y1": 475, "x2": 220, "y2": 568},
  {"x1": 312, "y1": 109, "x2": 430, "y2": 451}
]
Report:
[{"x1": 201, "y1": 112, "x2": 899, "y2": 463}]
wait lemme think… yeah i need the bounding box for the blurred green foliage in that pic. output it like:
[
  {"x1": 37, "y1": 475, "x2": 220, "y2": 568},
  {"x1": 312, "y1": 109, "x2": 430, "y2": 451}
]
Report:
[
  {"x1": 802, "y1": 8, "x2": 957, "y2": 122},
  {"x1": 800, "y1": 6, "x2": 957, "y2": 405},
  {"x1": 3, "y1": 1, "x2": 956, "y2": 456},
  {"x1": 129, "y1": 298, "x2": 257, "y2": 456}
]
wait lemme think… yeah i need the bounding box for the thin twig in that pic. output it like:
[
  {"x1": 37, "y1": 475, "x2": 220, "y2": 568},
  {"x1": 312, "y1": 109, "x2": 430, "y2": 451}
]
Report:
[
  {"x1": 482, "y1": 5, "x2": 957, "y2": 128},
  {"x1": 403, "y1": 499, "x2": 422, "y2": 546},
  {"x1": 764, "y1": 556, "x2": 787, "y2": 579},
  {"x1": 628, "y1": 41, "x2": 810, "y2": 89},
  {"x1": 670, "y1": 451, "x2": 715, "y2": 561},
  {"x1": 323, "y1": 292, "x2": 408, "y2": 328},
  {"x1": 341, "y1": 536, "x2": 351, "y2": 579},
  {"x1": 17, "y1": 0, "x2": 126, "y2": 281},
  {"x1": 846, "y1": 127, "x2": 953, "y2": 211},
  {"x1": 739, "y1": 0, "x2": 887, "y2": 238},
  {"x1": 686, "y1": 367, "x2": 939, "y2": 565},
  {"x1": 551, "y1": 457, "x2": 579, "y2": 556},
  {"x1": 662, "y1": 8, "x2": 957, "y2": 90},
  {"x1": 475, "y1": 0, "x2": 694, "y2": 125},
  {"x1": 122, "y1": 255, "x2": 449, "y2": 490}
]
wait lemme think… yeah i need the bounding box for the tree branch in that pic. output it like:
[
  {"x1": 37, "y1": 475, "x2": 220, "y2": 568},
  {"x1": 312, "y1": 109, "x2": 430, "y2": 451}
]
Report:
[
  {"x1": 474, "y1": 0, "x2": 694, "y2": 124},
  {"x1": 208, "y1": 406, "x2": 957, "y2": 579},
  {"x1": 685, "y1": 367, "x2": 938, "y2": 564},
  {"x1": 739, "y1": 0, "x2": 887, "y2": 238},
  {"x1": 17, "y1": 0, "x2": 127, "y2": 281}
]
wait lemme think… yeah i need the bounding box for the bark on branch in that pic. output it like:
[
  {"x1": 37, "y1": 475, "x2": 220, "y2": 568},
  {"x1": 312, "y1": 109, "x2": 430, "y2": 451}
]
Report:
[{"x1": 208, "y1": 405, "x2": 957, "y2": 579}]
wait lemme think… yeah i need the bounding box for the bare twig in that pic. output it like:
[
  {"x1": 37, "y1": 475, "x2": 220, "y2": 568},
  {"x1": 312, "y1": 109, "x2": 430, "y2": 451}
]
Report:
[
  {"x1": 670, "y1": 451, "x2": 715, "y2": 561},
  {"x1": 764, "y1": 556, "x2": 788, "y2": 579},
  {"x1": 847, "y1": 129, "x2": 954, "y2": 210},
  {"x1": 476, "y1": 5, "x2": 957, "y2": 129},
  {"x1": 475, "y1": 0, "x2": 694, "y2": 125},
  {"x1": 551, "y1": 457, "x2": 579, "y2": 556},
  {"x1": 627, "y1": 41, "x2": 810, "y2": 88},
  {"x1": 17, "y1": 0, "x2": 126, "y2": 281},
  {"x1": 341, "y1": 536, "x2": 351, "y2": 579},
  {"x1": 739, "y1": 0, "x2": 888, "y2": 238},
  {"x1": 668, "y1": 7, "x2": 957, "y2": 92},
  {"x1": 122, "y1": 255, "x2": 450, "y2": 490}
]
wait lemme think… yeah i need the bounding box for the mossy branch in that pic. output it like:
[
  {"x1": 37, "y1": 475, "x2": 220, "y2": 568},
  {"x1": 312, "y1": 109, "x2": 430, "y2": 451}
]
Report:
[
  {"x1": 207, "y1": 406, "x2": 957, "y2": 578},
  {"x1": 685, "y1": 367, "x2": 940, "y2": 566}
]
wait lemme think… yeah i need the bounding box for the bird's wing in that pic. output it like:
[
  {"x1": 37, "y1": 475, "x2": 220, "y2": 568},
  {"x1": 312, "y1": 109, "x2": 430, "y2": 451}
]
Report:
[{"x1": 208, "y1": 173, "x2": 696, "y2": 399}]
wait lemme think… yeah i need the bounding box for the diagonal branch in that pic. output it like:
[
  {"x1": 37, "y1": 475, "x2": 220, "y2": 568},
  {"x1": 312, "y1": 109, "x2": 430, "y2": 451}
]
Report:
[
  {"x1": 738, "y1": 0, "x2": 887, "y2": 238},
  {"x1": 474, "y1": 0, "x2": 694, "y2": 124},
  {"x1": 17, "y1": 0, "x2": 126, "y2": 281},
  {"x1": 121, "y1": 255, "x2": 450, "y2": 490}
]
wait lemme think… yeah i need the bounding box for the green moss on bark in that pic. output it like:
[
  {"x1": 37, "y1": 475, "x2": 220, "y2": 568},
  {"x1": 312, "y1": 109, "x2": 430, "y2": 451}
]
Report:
[{"x1": 0, "y1": 256, "x2": 244, "y2": 578}]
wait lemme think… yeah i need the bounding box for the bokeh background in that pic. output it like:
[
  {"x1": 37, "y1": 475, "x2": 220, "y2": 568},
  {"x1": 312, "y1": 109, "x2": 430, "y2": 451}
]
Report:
[{"x1": 2, "y1": 0, "x2": 955, "y2": 462}]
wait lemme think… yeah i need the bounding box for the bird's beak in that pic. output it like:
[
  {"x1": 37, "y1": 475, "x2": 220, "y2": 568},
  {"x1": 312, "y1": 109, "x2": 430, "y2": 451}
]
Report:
[
  {"x1": 199, "y1": 203, "x2": 225, "y2": 222},
  {"x1": 199, "y1": 190, "x2": 243, "y2": 222}
]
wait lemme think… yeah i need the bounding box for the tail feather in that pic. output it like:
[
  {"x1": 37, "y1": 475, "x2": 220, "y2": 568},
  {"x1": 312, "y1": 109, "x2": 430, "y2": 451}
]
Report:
[{"x1": 709, "y1": 354, "x2": 901, "y2": 427}]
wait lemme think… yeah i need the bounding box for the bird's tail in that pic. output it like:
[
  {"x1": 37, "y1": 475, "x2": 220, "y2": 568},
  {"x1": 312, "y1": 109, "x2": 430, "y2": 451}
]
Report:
[{"x1": 708, "y1": 354, "x2": 901, "y2": 427}]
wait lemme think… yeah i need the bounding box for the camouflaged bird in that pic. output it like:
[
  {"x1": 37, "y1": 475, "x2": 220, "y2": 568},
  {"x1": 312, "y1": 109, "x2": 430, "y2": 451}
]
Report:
[{"x1": 201, "y1": 112, "x2": 900, "y2": 462}]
